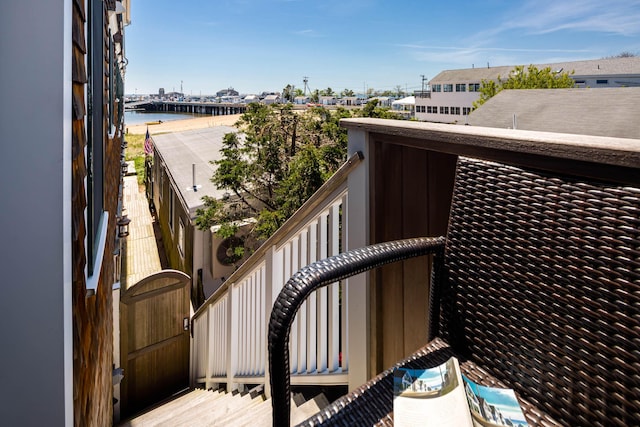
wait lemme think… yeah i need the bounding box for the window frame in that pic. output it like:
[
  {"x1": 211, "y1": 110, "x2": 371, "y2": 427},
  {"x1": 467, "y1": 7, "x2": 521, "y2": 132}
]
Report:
[
  {"x1": 468, "y1": 83, "x2": 481, "y2": 92},
  {"x1": 86, "y1": 0, "x2": 105, "y2": 275},
  {"x1": 169, "y1": 185, "x2": 175, "y2": 234},
  {"x1": 178, "y1": 217, "x2": 185, "y2": 258}
]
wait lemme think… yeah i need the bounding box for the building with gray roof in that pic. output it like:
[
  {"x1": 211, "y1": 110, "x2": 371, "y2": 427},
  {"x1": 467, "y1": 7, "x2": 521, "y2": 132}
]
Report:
[
  {"x1": 465, "y1": 87, "x2": 640, "y2": 139},
  {"x1": 148, "y1": 126, "x2": 243, "y2": 304},
  {"x1": 416, "y1": 57, "x2": 640, "y2": 124}
]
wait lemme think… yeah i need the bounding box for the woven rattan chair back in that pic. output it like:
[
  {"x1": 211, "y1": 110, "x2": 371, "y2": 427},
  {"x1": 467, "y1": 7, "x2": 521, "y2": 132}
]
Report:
[{"x1": 435, "y1": 157, "x2": 640, "y2": 426}]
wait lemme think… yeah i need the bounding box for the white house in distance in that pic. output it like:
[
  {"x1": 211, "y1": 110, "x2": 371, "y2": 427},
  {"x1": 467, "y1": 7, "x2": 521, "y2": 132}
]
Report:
[
  {"x1": 415, "y1": 56, "x2": 640, "y2": 124},
  {"x1": 392, "y1": 95, "x2": 416, "y2": 119}
]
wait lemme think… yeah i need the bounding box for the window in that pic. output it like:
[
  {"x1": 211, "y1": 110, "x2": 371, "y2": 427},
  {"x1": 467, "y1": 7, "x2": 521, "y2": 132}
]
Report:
[
  {"x1": 440, "y1": 106, "x2": 449, "y2": 114},
  {"x1": 108, "y1": 30, "x2": 115, "y2": 132},
  {"x1": 178, "y1": 218, "x2": 185, "y2": 258},
  {"x1": 596, "y1": 79, "x2": 608, "y2": 84},
  {"x1": 456, "y1": 84, "x2": 466, "y2": 92},
  {"x1": 113, "y1": 253, "x2": 121, "y2": 285},
  {"x1": 443, "y1": 84, "x2": 453, "y2": 92},
  {"x1": 452, "y1": 107, "x2": 460, "y2": 115},
  {"x1": 169, "y1": 186, "x2": 174, "y2": 233},
  {"x1": 86, "y1": 0, "x2": 105, "y2": 274},
  {"x1": 463, "y1": 107, "x2": 472, "y2": 115},
  {"x1": 428, "y1": 106, "x2": 437, "y2": 114},
  {"x1": 159, "y1": 164, "x2": 164, "y2": 200},
  {"x1": 432, "y1": 84, "x2": 441, "y2": 92},
  {"x1": 468, "y1": 83, "x2": 480, "y2": 92}
]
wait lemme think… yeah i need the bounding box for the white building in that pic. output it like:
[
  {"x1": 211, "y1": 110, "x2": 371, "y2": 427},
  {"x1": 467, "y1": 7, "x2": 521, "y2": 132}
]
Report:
[
  {"x1": 262, "y1": 94, "x2": 281, "y2": 104},
  {"x1": 243, "y1": 94, "x2": 260, "y2": 104},
  {"x1": 391, "y1": 96, "x2": 415, "y2": 118},
  {"x1": 319, "y1": 95, "x2": 337, "y2": 106},
  {"x1": 416, "y1": 57, "x2": 640, "y2": 124},
  {"x1": 294, "y1": 95, "x2": 310, "y2": 105}
]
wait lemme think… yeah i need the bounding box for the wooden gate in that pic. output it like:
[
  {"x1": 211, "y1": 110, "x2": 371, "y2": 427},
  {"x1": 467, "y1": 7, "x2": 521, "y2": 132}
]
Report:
[{"x1": 120, "y1": 270, "x2": 191, "y2": 418}]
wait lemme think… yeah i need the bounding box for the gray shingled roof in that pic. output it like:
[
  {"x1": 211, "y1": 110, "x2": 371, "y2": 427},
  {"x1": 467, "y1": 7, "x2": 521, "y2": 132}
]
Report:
[
  {"x1": 152, "y1": 126, "x2": 240, "y2": 219},
  {"x1": 431, "y1": 57, "x2": 640, "y2": 83},
  {"x1": 466, "y1": 87, "x2": 640, "y2": 139}
]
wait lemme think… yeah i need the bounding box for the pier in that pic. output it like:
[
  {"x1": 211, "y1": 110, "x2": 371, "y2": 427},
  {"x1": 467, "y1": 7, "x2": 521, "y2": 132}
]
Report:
[{"x1": 125, "y1": 100, "x2": 247, "y2": 116}]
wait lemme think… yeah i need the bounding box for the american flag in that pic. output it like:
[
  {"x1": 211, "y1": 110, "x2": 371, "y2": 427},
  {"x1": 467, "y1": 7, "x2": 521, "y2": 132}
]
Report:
[{"x1": 144, "y1": 127, "x2": 153, "y2": 155}]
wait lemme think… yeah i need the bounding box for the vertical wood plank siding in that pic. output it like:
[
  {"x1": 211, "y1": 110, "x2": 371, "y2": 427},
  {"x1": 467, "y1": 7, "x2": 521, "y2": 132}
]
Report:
[{"x1": 371, "y1": 141, "x2": 457, "y2": 374}]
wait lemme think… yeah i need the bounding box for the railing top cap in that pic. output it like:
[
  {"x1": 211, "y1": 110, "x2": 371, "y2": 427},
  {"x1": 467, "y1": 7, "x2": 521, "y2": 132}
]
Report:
[{"x1": 340, "y1": 118, "x2": 640, "y2": 169}]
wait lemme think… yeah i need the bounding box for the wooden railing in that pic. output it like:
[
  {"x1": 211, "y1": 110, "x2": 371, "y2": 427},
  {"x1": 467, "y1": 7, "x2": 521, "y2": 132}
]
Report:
[{"x1": 191, "y1": 152, "x2": 364, "y2": 393}]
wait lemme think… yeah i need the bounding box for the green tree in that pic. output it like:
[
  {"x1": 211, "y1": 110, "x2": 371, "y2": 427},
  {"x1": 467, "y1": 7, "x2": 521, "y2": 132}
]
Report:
[
  {"x1": 341, "y1": 88, "x2": 355, "y2": 97},
  {"x1": 196, "y1": 103, "x2": 353, "y2": 241},
  {"x1": 320, "y1": 87, "x2": 334, "y2": 96},
  {"x1": 276, "y1": 145, "x2": 326, "y2": 219},
  {"x1": 358, "y1": 99, "x2": 402, "y2": 120},
  {"x1": 282, "y1": 84, "x2": 295, "y2": 102},
  {"x1": 607, "y1": 51, "x2": 637, "y2": 58},
  {"x1": 474, "y1": 65, "x2": 575, "y2": 108},
  {"x1": 310, "y1": 89, "x2": 320, "y2": 103}
]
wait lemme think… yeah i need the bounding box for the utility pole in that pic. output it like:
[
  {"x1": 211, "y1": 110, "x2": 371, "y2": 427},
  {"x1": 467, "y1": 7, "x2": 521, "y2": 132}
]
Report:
[
  {"x1": 421, "y1": 75, "x2": 427, "y2": 96},
  {"x1": 181, "y1": 80, "x2": 183, "y2": 95},
  {"x1": 303, "y1": 76, "x2": 309, "y2": 95}
]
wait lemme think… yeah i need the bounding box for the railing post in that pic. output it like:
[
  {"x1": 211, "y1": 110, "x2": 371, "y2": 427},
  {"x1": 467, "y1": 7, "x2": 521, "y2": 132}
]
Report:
[
  {"x1": 226, "y1": 282, "x2": 238, "y2": 392},
  {"x1": 264, "y1": 245, "x2": 275, "y2": 398},
  {"x1": 346, "y1": 129, "x2": 370, "y2": 390},
  {"x1": 202, "y1": 307, "x2": 211, "y2": 389}
]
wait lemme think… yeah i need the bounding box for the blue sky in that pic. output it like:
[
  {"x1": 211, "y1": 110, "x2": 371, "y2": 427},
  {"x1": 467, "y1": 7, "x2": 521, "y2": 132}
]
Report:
[{"x1": 124, "y1": 0, "x2": 640, "y2": 96}]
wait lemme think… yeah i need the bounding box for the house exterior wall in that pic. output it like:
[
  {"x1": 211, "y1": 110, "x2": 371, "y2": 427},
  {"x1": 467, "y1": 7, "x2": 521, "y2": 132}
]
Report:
[
  {"x1": 1, "y1": 1, "x2": 73, "y2": 425},
  {"x1": 415, "y1": 87, "x2": 479, "y2": 123},
  {"x1": 573, "y1": 74, "x2": 640, "y2": 88},
  {"x1": 1, "y1": 1, "x2": 127, "y2": 425},
  {"x1": 151, "y1": 157, "x2": 201, "y2": 305},
  {"x1": 416, "y1": 58, "x2": 640, "y2": 123},
  {"x1": 72, "y1": 0, "x2": 128, "y2": 425}
]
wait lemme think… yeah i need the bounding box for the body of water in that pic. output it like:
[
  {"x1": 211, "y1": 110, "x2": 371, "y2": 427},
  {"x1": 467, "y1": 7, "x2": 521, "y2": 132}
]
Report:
[{"x1": 124, "y1": 110, "x2": 209, "y2": 125}]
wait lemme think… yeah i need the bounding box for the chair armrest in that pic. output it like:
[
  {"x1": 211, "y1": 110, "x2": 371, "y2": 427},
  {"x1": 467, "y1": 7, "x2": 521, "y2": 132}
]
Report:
[{"x1": 268, "y1": 236, "x2": 446, "y2": 427}]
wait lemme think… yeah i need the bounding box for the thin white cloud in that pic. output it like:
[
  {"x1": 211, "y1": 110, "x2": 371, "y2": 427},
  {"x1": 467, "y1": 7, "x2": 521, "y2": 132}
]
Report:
[
  {"x1": 398, "y1": 44, "x2": 590, "y2": 54},
  {"x1": 293, "y1": 29, "x2": 324, "y2": 37},
  {"x1": 497, "y1": 0, "x2": 640, "y2": 37}
]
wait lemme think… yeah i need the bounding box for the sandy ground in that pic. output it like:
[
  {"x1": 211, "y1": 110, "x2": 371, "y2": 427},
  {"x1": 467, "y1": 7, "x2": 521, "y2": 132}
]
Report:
[{"x1": 126, "y1": 114, "x2": 242, "y2": 135}]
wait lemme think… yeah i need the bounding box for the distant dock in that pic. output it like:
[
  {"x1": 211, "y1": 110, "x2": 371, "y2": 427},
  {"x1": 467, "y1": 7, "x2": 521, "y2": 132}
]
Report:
[{"x1": 125, "y1": 100, "x2": 246, "y2": 116}]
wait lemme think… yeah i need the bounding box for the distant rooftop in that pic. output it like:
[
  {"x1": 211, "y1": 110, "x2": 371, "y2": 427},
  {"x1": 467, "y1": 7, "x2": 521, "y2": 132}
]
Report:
[
  {"x1": 432, "y1": 56, "x2": 640, "y2": 83},
  {"x1": 466, "y1": 87, "x2": 640, "y2": 139},
  {"x1": 152, "y1": 126, "x2": 240, "y2": 218}
]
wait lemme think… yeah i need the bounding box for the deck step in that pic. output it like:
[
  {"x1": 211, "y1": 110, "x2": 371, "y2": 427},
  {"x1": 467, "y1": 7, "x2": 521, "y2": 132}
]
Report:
[
  {"x1": 292, "y1": 393, "x2": 330, "y2": 425},
  {"x1": 118, "y1": 387, "x2": 328, "y2": 426}
]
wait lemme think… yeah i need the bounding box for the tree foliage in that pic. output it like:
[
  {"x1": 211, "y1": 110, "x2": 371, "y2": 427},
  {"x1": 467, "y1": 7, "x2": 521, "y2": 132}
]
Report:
[
  {"x1": 474, "y1": 65, "x2": 575, "y2": 109},
  {"x1": 196, "y1": 103, "x2": 353, "y2": 243},
  {"x1": 282, "y1": 84, "x2": 295, "y2": 102},
  {"x1": 357, "y1": 99, "x2": 402, "y2": 119}
]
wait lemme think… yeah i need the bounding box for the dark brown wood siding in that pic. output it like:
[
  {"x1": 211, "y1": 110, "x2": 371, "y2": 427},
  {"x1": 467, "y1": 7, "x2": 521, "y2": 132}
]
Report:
[
  {"x1": 369, "y1": 137, "x2": 457, "y2": 375},
  {"x1": 72, "y1": 0, "x2": 125, "y2": 424}
]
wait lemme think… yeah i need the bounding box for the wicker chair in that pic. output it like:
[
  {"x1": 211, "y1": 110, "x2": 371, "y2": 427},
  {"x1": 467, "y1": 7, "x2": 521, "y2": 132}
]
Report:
[{"x1": 268, "y1": 157, "x2": 640, "y2": 426}]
